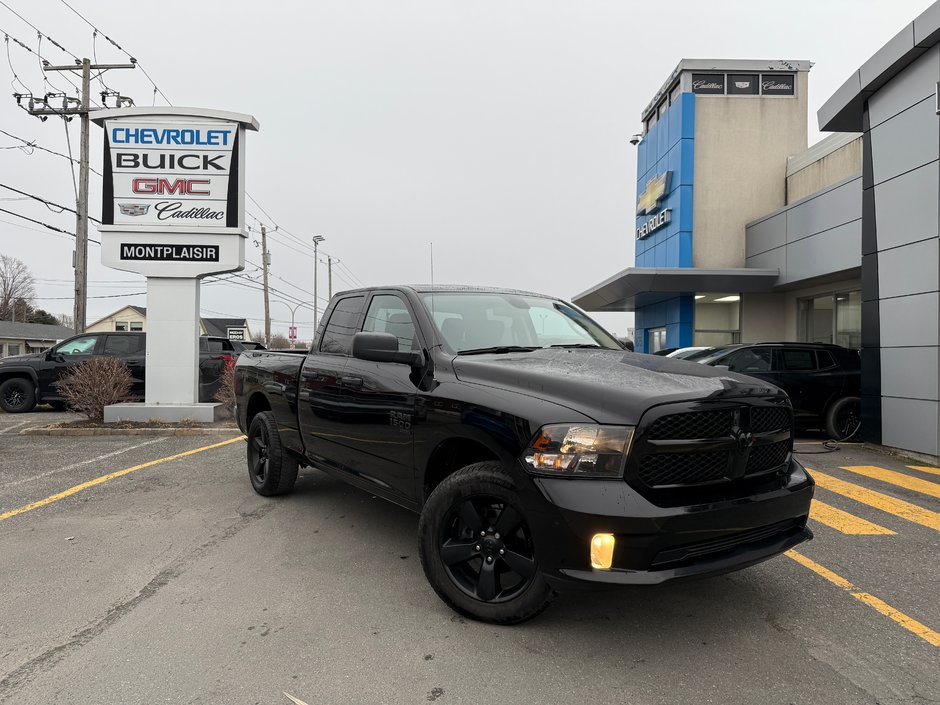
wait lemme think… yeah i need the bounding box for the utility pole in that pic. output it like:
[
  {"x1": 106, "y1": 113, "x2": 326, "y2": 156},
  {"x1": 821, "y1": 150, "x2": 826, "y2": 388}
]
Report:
[
  {"x1": 26, "y1": 58, "x2": 136, "y2": 334},
  {"x1": 261, "y1": 224, "x2": 271, "y2": 344},
  {"x1": 312, "y1": 235, "x2": 325, "y2": 334},
  {"x1": 327, "y1": 256, "x2": 333, "y2": 299}
]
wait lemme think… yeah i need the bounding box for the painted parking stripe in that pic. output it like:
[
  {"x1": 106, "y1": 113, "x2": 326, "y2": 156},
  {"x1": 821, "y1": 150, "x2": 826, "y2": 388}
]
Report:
[
  {"x1": 1, "y1": 438, "x2": 166, "y2": 489},
  {"x1": 0, "y1": 420, "x2": 29, "y2": 435},
  {"x1": 786, "y1": 549, "x2": 940, "y2": 648},
  {"x1": 809, "y1": 469, "x2": 940, "y2": 532},
  {"x1": 809, "y1": 500, "x2": 895, "y2": 535},
  {"x1": 0, "y1": 436, "x2": 245, "y2": 523},
  {"x1": 841, "y1": 465, "x2": 940, "y2": 501},
  {"x1": 908, "y1": 465, "x2": 940, "y2": 478}
]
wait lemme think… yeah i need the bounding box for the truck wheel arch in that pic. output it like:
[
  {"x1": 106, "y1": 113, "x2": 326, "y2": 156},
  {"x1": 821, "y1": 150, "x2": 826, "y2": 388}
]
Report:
[
  {"x1": 422, "y1": 437, "x2": 503, "y2": 501},
  {"x1": 244, "y1": 392, "x2": 271, "y2": 430}
]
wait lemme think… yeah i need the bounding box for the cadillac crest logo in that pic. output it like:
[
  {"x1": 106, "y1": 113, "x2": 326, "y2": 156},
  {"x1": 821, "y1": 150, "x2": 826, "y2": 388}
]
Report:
[{"x1": 119, "y1": 203, "x2": 151, "y2": 217}]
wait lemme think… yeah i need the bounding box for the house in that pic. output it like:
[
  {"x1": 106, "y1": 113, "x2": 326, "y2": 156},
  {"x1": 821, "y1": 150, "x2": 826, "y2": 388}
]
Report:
[
  {"x1": 86, "y1": 306, "x2": 252, "y2": 341},
  {"x1": 0, "y1": 321, "x2": 75, "y2": 358}
]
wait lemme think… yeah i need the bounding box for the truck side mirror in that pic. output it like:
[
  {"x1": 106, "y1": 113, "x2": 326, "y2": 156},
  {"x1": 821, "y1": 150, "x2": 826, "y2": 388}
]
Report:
[{"x1": 352, "y1": 332, "x2": 424, "y2": 367}]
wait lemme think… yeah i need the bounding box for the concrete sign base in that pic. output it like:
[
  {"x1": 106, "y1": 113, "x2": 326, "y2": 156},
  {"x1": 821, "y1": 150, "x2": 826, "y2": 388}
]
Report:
[{"x1": 104, "y1": 402, "x2": 223, "y2": 423}]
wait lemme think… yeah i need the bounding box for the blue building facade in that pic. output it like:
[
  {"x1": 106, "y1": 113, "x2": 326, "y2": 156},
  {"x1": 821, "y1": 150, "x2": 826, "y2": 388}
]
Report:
[{"x1": 633, "y1": 92, "x2": 696, "y2": 353}]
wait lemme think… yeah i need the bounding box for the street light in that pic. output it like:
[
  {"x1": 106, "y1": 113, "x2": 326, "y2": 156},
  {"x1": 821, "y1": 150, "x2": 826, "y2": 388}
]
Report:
[
  {"x1": 312, "y1": 235, "x2": 326, "y2": 334},
  {"x1": 270, "y1": 300, "x2": 317, "y2": 349}
]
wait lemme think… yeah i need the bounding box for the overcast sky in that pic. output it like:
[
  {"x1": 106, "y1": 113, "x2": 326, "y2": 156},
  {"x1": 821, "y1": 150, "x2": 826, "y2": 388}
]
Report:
[{"x1": 0, "y1": 0, "x2": 934, "y2": 340}]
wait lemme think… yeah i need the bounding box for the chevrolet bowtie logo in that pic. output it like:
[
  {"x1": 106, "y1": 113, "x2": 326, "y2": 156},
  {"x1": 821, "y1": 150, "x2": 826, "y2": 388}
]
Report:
[{"x1": 636, "y1": 171, "x2": 672, "y2": 216}]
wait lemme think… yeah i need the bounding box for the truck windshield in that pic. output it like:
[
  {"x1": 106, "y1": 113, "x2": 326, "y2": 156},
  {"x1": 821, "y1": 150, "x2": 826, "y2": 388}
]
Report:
[{"x1": 418, "y1": 292, "x2": 623, "y2": 354}]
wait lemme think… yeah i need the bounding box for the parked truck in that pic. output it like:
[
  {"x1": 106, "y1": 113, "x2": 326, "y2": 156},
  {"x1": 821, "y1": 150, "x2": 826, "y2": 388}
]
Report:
[{"x1": 234, "y1": 286, "x2": 814, "y2": 624}]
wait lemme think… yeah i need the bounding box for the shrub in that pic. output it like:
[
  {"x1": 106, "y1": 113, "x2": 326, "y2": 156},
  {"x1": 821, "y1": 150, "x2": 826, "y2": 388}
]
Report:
[
  {"x1": 56, "y1": 356, "x2": 134, "y2": 422},
  {"x1": 213, "y1": 357, "x2": 236, "y2": 418}
]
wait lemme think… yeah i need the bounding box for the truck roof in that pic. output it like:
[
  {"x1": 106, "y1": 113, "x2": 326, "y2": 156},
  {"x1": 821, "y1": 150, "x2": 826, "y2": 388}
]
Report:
[{"x1": 333, "y1": 284, "x2": 554, "y2": 299}]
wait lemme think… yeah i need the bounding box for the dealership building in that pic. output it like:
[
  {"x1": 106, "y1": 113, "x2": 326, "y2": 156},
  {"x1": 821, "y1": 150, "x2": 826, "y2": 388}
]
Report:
[{"x1": 575, "y1": 1, "x2": 940, "y2": 459}]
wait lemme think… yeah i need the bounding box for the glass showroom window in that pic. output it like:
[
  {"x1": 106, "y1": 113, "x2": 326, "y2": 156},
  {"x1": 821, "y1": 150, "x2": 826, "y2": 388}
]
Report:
[
  {"x1": 799, "y1": 290, "x2": 860, "y2": 348},
  {"x1": 693, "y1": 293, "x2": 741, "y2": 347}
]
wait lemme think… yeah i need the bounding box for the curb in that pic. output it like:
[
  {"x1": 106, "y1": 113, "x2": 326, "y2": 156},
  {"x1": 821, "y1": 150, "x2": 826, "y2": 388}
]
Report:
[{"x1": 21, "y1": 426, "x2": 243, "y2": 437}]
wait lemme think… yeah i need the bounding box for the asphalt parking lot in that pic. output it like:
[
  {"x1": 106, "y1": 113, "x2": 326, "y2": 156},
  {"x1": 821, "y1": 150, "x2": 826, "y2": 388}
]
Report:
[{"x1": 1, "y1": 411, "x2": 938, "y2": 705}]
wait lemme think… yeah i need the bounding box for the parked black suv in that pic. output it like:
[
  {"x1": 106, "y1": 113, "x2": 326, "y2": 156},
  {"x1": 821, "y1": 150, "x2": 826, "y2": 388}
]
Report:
[
  {"x1": 235, "y1": 286, "x2": 814, "y2": 624},
  {"x1": 687, "y1": 343, "x2": 861, "y2": 439},
  {"x1": 0, "y1": 332, "x2": 250, "y2": 412}
]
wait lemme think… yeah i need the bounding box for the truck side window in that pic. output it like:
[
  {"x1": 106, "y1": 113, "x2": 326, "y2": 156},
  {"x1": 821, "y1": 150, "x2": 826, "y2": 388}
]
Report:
[
  {"x1": 319, "y1": 295, "x2": 365, "y2": 355},
  {"x1": 363, "y1": 295, "x2": 417, "y2": 351}
]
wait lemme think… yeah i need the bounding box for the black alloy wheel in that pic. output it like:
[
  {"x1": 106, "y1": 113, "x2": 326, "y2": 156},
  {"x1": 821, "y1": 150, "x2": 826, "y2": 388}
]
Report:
[
  {"x1": 440, "y1": 496, "x2": 537, "y2": 603},
  {"x1": 246, "y1": 410, "x2": 298, "y2": 496},
  {"x1": 826, "y1": 396, "x2": 861, "y2": 441},
  {"x1": 248, "y1": 421, "x2": 271, "y2": 486},
  {"x1": 418, "y1": 462, "x2": 554, "y2": 624},
  {"x1": 0, "y1": 378, "x2": 36, "y2": 413}
]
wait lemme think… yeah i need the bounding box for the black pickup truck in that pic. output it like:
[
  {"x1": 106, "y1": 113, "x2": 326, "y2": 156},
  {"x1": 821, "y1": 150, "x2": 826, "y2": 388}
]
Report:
[
  {"x1": 0, "y1": 332, "x2": 251, "y2": 412},
  {"x1": 235, "y1": 286, "x2": 814, "y2": 624}
]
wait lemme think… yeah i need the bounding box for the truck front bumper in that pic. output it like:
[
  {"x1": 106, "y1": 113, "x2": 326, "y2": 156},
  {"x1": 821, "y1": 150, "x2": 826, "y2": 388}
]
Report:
[{"x1": 521, "y1": 458, "x2": 814, "y2": 589}]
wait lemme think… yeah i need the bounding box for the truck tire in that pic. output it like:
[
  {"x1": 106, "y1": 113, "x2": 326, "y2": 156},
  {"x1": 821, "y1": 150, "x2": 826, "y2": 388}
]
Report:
[
  {"x1": 826, "y1": 396, "x2": 861, "y2": 441},
  {"x1": 418, "y1": 462, "x2": 554, "y2": 624},
  {"x1": 0, "y1": 378, "x2": 36, "y2": 413},
  {"x1": 246, "y1": 410, "x2": 298, "y2": 496}
]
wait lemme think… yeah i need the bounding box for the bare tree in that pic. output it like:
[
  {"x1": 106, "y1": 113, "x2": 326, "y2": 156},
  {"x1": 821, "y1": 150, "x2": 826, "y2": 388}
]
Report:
[
  {"x1": 269, "y1": 333, "x2": 290, "y2": 349},
  {"x1": 0, "y1": 255, "x2": 35, "y2": 321},
  {"x1": 55, "y1": 312, "x2": 74, "y2": 328}
]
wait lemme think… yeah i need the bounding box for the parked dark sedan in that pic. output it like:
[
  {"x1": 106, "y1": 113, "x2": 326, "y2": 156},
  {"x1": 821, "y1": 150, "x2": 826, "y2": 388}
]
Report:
[{"x1": 688, "y1": 343, "x2": 861, "y2": 439}]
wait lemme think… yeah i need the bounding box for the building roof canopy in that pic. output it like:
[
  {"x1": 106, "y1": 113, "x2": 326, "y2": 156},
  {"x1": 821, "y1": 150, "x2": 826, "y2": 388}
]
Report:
[{"x1": 572, "y1": 268, "x2": 780, "y2": 312}]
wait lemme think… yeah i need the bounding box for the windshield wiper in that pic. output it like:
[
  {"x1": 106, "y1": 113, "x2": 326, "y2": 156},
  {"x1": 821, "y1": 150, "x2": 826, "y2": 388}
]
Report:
[
  {"x1": 456, "y1": 346, "x2": 540, "y2": 356},
  {"x1": 549, "y1": 343, "x2": 605, "y2": 349}
]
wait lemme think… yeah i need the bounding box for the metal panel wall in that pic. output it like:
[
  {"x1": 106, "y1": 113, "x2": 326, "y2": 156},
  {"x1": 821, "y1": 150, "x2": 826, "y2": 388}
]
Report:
[{"x1": 865, "y1": 44, "x2": 940, "y2": 456}]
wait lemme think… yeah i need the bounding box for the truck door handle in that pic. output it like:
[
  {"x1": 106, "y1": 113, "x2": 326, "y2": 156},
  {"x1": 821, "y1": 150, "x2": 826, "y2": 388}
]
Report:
[{"x1": 341, "y1": 376, "x2": 363, "y2": 389}]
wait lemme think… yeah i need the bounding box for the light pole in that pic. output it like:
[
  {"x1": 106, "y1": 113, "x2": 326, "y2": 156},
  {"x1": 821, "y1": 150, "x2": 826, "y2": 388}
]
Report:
[
  {"x1": 312, "y1": 235, "x2": 326, "y2": 334},
  {"x1": 271, "y1": 300, "x2": 317, "y2": 349}
]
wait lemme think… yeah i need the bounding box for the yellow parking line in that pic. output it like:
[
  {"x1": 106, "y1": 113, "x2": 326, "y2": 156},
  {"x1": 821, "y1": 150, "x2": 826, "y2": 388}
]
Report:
[
  {"x1": 909, "y1": 465, "x2": 940, "y2": 478},
  {"x1": 842, "y1": 465, "x2": 940, "y2": 501},
  {"x1": 786, "y1": 549, "x2": 940, "y2": 647},
  {"x1": 0, "y1": 436, "x2": 246, "y2": 523},
  {"x1": 808, "y1": 469, "x2": 940, "y2": 532},
  {"x1": 809, "y1": 500, "x2": 895, "y2": 535}
]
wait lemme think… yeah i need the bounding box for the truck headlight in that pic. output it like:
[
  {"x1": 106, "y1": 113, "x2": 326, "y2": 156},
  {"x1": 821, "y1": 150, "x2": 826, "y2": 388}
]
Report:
[{"x1": 523, "y1": 424, "x2": 633, "y2": 478}]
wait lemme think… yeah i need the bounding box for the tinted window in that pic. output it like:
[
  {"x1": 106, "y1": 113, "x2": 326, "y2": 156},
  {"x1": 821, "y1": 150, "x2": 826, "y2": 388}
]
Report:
[
  {"x1": 780, "y1": 349, "x2": 816, "y2": 371},
  {"x1": 816, "y1": 350, "x2": 836, "y2": 369},
  {"x1": 725, "y1": 347, "x2": 772, "y2": 373},
  {"x1": 319, "y1": 296, "x2": 364, "y2": 355},
  {"x1": 57, "y1": 335, "x2": 98, "y2": 355},
  {"x1": 104, "y1": 335, "x2": 144, "y2": 355},
  {"x1": 363, "y1": 295, "x2": 416, "y2": 352}
]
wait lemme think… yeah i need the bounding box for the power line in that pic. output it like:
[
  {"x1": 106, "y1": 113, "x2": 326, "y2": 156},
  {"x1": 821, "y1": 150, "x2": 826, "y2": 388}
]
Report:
[
  {"x1": 0, "y1": 0, "x2": 78, "y2": 59},
  {"x1": 0, "y1": 183, "x2": 101, "y2": 223},
  {"x1": 33, "y1": 291, "x2": 145, "y2": 300},
  {"x1": 0, "y1": 127, "x2": 102, "y2": 175},
  {"x1": 0, "y1": 206, "x2": 100, "y2": 244},
  {"x1": 56, "y1": 0, "x2": 171, "y2": 106},
  {"x1": 0, "y1": 23, "x2": 86, "y2": 100}
]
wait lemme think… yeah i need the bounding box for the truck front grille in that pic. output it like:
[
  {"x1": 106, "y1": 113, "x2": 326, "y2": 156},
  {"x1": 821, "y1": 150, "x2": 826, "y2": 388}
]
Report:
[{"x1": 628, "y1": 401, "x2": 793, "y2": 490}]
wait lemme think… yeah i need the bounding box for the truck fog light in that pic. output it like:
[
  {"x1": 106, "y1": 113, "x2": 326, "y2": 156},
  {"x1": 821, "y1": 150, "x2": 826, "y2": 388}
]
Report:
[{"x1": 590, "y1": 533, "x2": 615, "y2": 570}]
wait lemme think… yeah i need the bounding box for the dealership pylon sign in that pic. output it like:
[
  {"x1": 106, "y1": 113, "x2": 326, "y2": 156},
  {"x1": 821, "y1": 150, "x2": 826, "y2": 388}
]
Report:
[{"x1": 93, "y1": 107, "x2": 259, "y2": 421}]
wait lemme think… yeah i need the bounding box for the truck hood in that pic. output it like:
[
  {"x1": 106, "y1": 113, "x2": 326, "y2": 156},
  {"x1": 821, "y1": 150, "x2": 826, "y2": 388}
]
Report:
[{"x1": 451, "y1": 348, "x2": 782, "y2": 424}]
